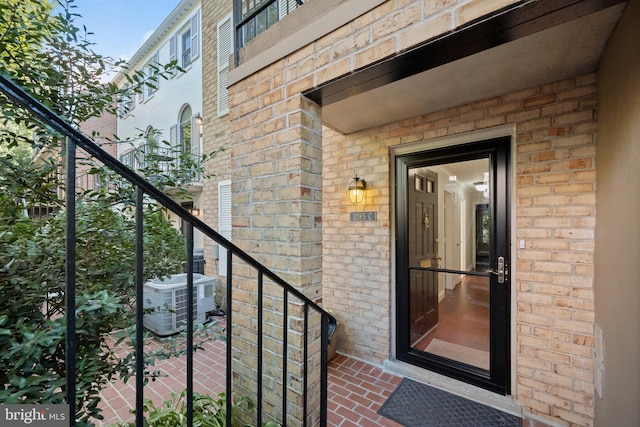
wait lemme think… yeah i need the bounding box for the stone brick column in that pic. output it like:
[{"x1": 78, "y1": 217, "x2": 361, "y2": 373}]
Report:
[{"x1": 228, "y1": 68, "x2": 324, "y2": 424}]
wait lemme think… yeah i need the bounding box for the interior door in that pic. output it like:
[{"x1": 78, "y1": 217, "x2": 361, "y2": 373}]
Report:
[
  {"x1": 475, "y1": 204, "x2": 490, "y2": 269},
  {"x1": 408, "y1": 169, "x2": 438, "y2": 345},
  {"x1": 396, "y1": 137, "x2": 511, "y2": 395}
]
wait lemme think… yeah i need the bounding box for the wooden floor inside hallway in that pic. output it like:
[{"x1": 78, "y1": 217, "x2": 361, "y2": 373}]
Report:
[{"x1": 414, "y1": 274, "x2": 491, "y2": 353}]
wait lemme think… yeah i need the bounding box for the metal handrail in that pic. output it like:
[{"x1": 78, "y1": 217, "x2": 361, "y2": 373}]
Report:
[{"x1": 1, "y1": 73, "x2": 336, "y2": 426}]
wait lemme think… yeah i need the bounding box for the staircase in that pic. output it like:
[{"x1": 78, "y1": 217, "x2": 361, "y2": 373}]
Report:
[{"x1": 0, "y1": 74, "x2": 336, "y2": 427}]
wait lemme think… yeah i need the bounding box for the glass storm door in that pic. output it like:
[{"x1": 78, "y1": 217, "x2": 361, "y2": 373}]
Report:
[{"x1": 396, "y1": 137, "x2": 511, "y2": 394}]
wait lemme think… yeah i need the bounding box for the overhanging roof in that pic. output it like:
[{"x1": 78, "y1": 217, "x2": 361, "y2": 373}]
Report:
[{"x1": 304, "y1": 0, "x2": 627, "y2": 134}]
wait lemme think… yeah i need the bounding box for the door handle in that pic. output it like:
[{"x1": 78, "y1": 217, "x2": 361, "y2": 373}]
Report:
[{"x1": 487, "y1": 256, "x2": 506, "y2": 284}]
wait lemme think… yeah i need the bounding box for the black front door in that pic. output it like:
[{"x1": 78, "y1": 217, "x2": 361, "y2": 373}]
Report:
[
  {"x1": 396, "y1": 137, "x2": 511, "y2": 394},
  {"x1": 408, "y1": 168, "x2": 439, "y2": 345}
]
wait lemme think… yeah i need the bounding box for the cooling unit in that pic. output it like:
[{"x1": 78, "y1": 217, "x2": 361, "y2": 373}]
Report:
[{"x1": 143, "y1": 273, "x2": 216, "y2": 336}]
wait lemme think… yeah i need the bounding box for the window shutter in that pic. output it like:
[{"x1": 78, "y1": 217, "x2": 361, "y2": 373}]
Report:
[
  {"x1": 279, "y1": 0, "x2": 300, "y2": 19},
  {"x1": 169, "y1": 124, "x2": 177, "y2": 149},
  {"x1": 119, "y1": 83, "x2": 129, "y2": 116},
  {"x1": 217, "y1": 13, "x2": 232, "y2": 117},
  {"x1": 169, "y1": 34, "x2": 177, "y2": 77},
  {"x1": 152, "y1": 51, "x2": 160, "y2": 92},
  {"x1": 190, "y1": 11, "x2": 200, "y2": 61},
  {"x1": 218, "y1": 180, "x2": 232, "y2": 276},
  {"x1": 190, "y1": 115, "x2": 200, "y2": 156},
  {"x1": 138, "y1": 76, "x2": 144, "y2": 103},
  {"x1": 128, "y1": 84, "x2": 135, "y2": 111}
]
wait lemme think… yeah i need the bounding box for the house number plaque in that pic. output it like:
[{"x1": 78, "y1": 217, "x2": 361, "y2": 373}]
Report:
[{"x1": 350, "y1": 212, "x2": 377, "y2": 221}]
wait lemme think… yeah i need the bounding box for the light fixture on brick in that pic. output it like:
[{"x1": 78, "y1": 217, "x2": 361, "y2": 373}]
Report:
[
  {"x1": 348, "y1": 175, "x2": 366, "y2": 203},
  {"x1": 194, "y1": 114, "x2": 203, "y2": 136}
]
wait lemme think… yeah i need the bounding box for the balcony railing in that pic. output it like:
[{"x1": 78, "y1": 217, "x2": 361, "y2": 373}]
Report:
[
  {"x1": 119, "y1": 142, "x2": 203, "y2": 185},
  {"x1": 1, "y1": 73, "x2": 336, "y2": 426},
  {"x1": 75, "y1": 171, "x2": 103, "y2": 192},
  {"x1": 234, "y1": 0, "x2": 304, "y2": 64}
]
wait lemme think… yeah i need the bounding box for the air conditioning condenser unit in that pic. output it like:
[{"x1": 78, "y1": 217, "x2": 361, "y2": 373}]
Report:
[{"x1": 143, "y1": 273, "x2": 215, "y2": 336}]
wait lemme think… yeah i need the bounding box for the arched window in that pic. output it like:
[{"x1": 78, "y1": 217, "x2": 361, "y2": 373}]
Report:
[
  {"x1": 180, "y1": 105, "x2": 192, "y2": 154},
  {"x1": 144, "y1": 126, "x2": 158, "y2": 167},
  {"x1": 145, "y1": 126, "x2": 158, "y2": 150}
]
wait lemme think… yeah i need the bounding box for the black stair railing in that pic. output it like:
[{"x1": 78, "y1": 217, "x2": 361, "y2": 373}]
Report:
[{"x1": 0, "y1": 73, "x2": 336, "y2": 427}]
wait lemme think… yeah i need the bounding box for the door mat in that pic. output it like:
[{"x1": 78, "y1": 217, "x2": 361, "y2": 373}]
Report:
[{"x1": 378, "y1": 378, "x2": 522, "y2": 427}]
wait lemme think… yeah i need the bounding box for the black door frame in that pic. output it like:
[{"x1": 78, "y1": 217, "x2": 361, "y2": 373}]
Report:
[{"x1": 395, "y1": 137, "x2": 511, "y2": 394}]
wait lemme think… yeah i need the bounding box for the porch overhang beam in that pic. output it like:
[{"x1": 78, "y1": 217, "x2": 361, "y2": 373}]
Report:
[{"x1": 304, "y1": 0, "x2": 627, "y2": 107}]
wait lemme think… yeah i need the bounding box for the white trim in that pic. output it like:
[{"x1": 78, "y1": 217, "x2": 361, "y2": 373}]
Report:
[
  {"x1": 389, "y1": 124, "x2": 516, "y2": 156},
  {"x1": 218, "y1": 180, "x2": 232, "y2": 277}
]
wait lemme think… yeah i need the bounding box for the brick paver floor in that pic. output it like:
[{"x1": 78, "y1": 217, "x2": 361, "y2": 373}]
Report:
[
  {"x1": 328, "y1": 355, "x2": 402, "y2": 427},
  {"x1": 96, "y1": 317, "x2": 402, "y2": 426}
]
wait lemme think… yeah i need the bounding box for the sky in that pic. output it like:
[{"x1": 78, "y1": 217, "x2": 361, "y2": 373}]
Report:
[{"x1": 72, "y1": 0, "x2": 181, "y2": 61}]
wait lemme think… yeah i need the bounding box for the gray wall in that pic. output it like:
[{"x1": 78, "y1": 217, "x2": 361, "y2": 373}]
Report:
[{"x1": 595, "y1": 0, "x2": 640, "y2": 425}]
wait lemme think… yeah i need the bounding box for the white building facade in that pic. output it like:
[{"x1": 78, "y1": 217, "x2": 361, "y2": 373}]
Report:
[{"x1": 114, "y1": 0, "x2": 205, "y2": 249}]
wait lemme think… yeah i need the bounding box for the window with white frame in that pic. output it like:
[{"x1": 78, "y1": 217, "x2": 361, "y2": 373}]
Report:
[
  {"x1": 171, "y1": 10, "x2": 200, "y2": 72},
  {"x1": 169, "y1": 105, "x2": 200, "y2": 160},
  {"x1": 217, "y1": 13, "x2": 232, "y2": 116},
  {"x1": 144, "y1": 125, "x2": 158, "y2": 153},
  {"x1": 143, "y1": 52, "x2": 160, "y2": 102},
  {"x1": 179, "y1": 105, "x2": 192, "y2": 154},
  {"x1": 119, "y1": 83, "x2": 134, "y2": 116},
  {"x1": 181, "y1": 29, "x2": 192, "y2": 68}
]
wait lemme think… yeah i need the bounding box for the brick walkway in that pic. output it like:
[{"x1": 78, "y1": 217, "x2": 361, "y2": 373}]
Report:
[
  {"x1": 327, "y1": 355, "x2": 402, "y2": 427},
  {"x1": 97, "y1": 319, "x2": 402, "y2": 426},
  {"x1": 98, "y1": 334, "x2": 227, "y2": 425}
]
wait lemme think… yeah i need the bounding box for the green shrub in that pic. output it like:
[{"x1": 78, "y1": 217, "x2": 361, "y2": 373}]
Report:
[
  {"x1": 0, "y1": 199, "x2": 188, "y2": 425},
  {"x1": 111, "y1": 390, "x2": 281, "y2": 427}
]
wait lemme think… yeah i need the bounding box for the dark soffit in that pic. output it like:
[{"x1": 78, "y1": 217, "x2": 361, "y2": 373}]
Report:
[{"x1": 304, "y1": 0, "x2": 626, "y2": 107}]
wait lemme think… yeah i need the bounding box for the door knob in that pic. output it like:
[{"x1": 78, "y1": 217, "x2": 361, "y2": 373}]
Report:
[{"x1": 487, "y1": 256, "x2": 506, "y2": 283}]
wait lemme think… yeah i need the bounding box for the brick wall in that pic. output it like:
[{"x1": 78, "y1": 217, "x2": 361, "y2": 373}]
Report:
[
  {"x1": 321, "y1": 74, "x2": 597, "y2": 426},
  {"x1": 227, "y1": 1, "x2": 598, "y2": 425},
  {"x1": 514, "y1": 75, "x2": 597, "y2": 427},
  {"x1": 230, "y1": 69, "x2": 598, "y2": 427},
  {"x1": 77, "y1": 112, "x2": 117, "y2": 190},
  {"x1": 79, "y1": 112, "x2": 117, "y2": 155},
  {"x1": 201, "y1": 0, "x2": 232, "y2": 288}
]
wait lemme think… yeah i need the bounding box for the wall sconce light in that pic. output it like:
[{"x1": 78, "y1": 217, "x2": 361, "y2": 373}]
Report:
[
  {"x1": 194, "y1": 114, "x2": 203, "y2": 137},
  {"x1": 188, "y1": 207, "x2": 201, "y2": 216},
  {"x1": 348, "y1": 175, "x2": 366, "y2": 203}
]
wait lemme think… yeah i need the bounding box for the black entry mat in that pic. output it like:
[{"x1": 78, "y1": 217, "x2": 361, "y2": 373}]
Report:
[{"x1": 378, "y1": 378, "x2": 522, "y2": 427}]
